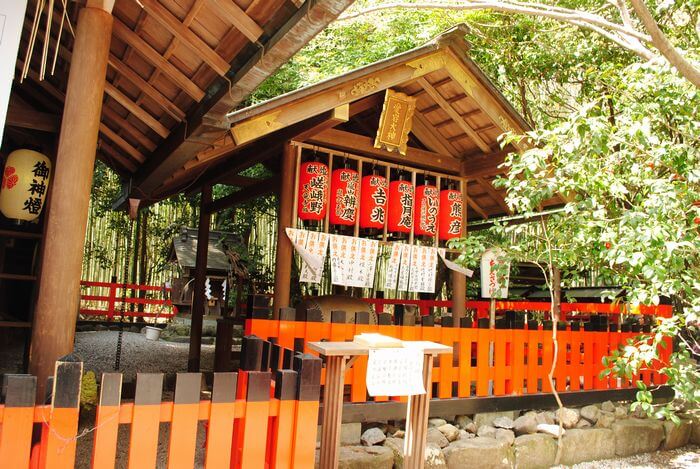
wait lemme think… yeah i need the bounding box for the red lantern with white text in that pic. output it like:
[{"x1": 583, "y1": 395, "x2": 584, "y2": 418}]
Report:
[
  {"x1": 329, "y1": 168, "x2": 359, "y2": 225},
  {"x1": 414, "y1": 185, "x2": 439, "y2": 237},
  {"x1": 297, "y1": 161, "x2": 329, "y2": 221},
  {"x1": 359, "y1": 174, "x2": 388, "y2": 229},
  {"x1": 439, "y1": 189, "x2": 463, "y2": 240},
  {"x1": 387, "y1": 180, "x2": 413, "y2": 233}
]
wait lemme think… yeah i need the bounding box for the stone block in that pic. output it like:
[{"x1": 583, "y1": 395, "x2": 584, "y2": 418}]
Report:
[
  {"x1": 474, "y1": 411, "x2": 519, "y2": 429},
  {"x1": 612, "y1": 418, "x2": 664, "y2": 456},
  {"x1": 513, "y1": 412, "x2": 538, "y2": 435},
  {"x1": 559, "y1": 428, "x2": 615, "y2": 465},
  {"x1": 514, "y1": 434, "x2": 557, "y2": 469},
  {"x1": 338, "y1": 446, "x2": 394, "y2": 469},
  {"x1": 341, "y1": 422, "x2": 362, "y2": 446},
  {"x1": 662, "y1": 419, "x2": 692, "y2": 450},
  {"x1": 427, "y1": 427, "x2": 449, "y2": 448},
  {"x1": 444, "y1": 437, "x2": 513, "y2": 469}
]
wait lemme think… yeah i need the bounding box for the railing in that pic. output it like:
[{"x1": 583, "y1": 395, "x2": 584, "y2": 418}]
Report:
[
  {"x1": 362, "y1": 298, "x2": 673, "y2": 320},
  {"x1": 246, "y1": 308, "x2": 671, "y2": 404},
  {"x1": 0, "y1": 348, "x2": 321, "y2": 469},
  {"x1": 79, "y1": 280, "x2": 178, "y2": 319}
]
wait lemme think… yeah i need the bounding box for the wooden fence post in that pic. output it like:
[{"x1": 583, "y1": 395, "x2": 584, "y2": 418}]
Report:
[
  {"x1": 91, "y1": 373, "x2": 123, "y2": 468},
  {"x1": 0, "y1": 374, "x2": 37, "y2": 467}
]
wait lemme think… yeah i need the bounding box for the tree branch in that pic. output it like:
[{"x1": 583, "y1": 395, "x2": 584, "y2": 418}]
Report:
[{"x1": 628, "y1": 0, "x2": 700, "y2": 88}]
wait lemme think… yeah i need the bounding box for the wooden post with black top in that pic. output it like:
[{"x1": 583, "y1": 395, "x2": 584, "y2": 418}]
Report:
[
  {"x1": 188, "y1": 184, "x2": 212, "y2": 371},
  {"x1": 272, "y1": 142, "x2": 297, "y2": 318},
  {"x1": 309, "y1": 341, "x2": 452, "y2": 469}
]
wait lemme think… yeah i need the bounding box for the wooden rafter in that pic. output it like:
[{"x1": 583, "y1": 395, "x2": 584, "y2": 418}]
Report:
[
  {"x1": 112, "y1": 19, "x2": 205, "y2": 101},
  {"x1": 420, "y1": 93, "x2": 467, "y2": 114},
  {"x1": 99, "y1": 140, "x2": 138, "y2": 173},
  {"x1": 475, "y1": 176, "x2": 511, "y2": 215},
  {"x1": 99, "y1": 124, "x2": 147, "y2": 163},
  {"x1": 6, "y1": 104, "x2": 59, "y2": 133},
  {"x1": 410, "y1": 110, "x2": 461, "y2": 158},
  {"x1": 104, "y1": 82, "x2": 170, "y2": 138},
  {"x1": 101, "y1": 106, "x2": 158, "y2": 152},
  {"x1": 416, "y1": 76, "x2": 491, "y2": 153},
  {"x1": 138, "y1": 0, "x2": 230, "y2": 76},
  {"x1": 465, "y1": 193, "x2": 489, "y2": 219},
  {"x1": 434, "y1": 109, "x2": 481, "y2": 129},
  {"x1": 211, "y1": 0, "x2": 264, "y2": 43}
]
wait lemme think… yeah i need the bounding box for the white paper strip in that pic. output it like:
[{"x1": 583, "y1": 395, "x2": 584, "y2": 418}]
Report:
[
  {"x1": 0, "y1": 2, "x2": 29, "y2": 144},
  {"x1": 397, "y1": 244, "x2": 411, "y2": 291},
  {"x1": 438, "y1": 248, "x2": 474, "y2": 277},
  {"x1": 366, "y1": 347, "x2": 425, "y2": 396},
  {"x1": 384, "y1": 243, "x2": 402, "y2": 290},
  {"x1": 329, "y1": 234, "x2": 379, "y2": 287},
  {"x1": 285, "y1": 228, "x2": 327, "y2": 283}
]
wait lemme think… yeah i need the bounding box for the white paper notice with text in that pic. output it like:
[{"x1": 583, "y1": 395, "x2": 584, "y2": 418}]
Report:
[{"x1": 366, "y1": 347, "x2": 426, "y2": 396}]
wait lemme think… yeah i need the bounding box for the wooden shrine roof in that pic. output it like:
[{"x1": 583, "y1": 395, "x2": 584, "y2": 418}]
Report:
[
  {"x1": 159, "y1": 24, "x2": 563, "y2": 221},
  {"x1": 6, "y1": 0, "x2": 354, "y2": 200}
]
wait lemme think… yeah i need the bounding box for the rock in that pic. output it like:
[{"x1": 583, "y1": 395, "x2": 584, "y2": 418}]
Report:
[
  {"x1": 428, "y1": 418, "x2": 447, "y2": 428},
  {"x1": 595, "y1": 411, "x2": 616, "y2": 428},
  {"x1": 631, "y1": 405, "x2": 647, "y2": 419},
  {"x1": 464, "y1": 422, "x2": 477, "y2": 434},
  {"x1": 601, "y1": 400, "x2": 616, "y2": 413},
  {"x1": 556, "y1": 407, "x2": 580, "y2": 429},
  {"x1": 338, "y1": 446, "x2": 394, "y2": 469},
  {"x1": 437, "y1": 424, "x2": 460, "y2": 442},
  {"x1": 382, "y1": 438, "x2": 404, "y2": 469},
  {"x1": 492, "y1": 416, "x2": 514, "y2": 429},
  {"x1": 514, "y1": 434, "x2": 557, "y2": 469},
  {"x1": 427, "y1": 427, "x2": 449, "y2": 448},
  {"x1": 392, "y1": 430, "x2": 405, "y2": 439},
  {"x1": 513, "y1": 413, "x2": 538, "y2": 435},
  {"x1": 476, "y1": 425, "x2": 497, "y2": 439},
  {"x1": 575, "y1": 419, "x2": 591, "y2": 429},
  {"x1": 559, "y1": 428, "x2": 615, "y2": 465},
  {"x1": 661, "y1": 419, "x2": 692, "y2": 450},
  {"x1": 614, "y1": 405, "x2": 628, "y2": 418},
  {"x1": 691, "y1": 417, "x2": 700, "y2": 445},
  {"x1": 474, "y1": 411, "x2": 518, "y2": 429},
  {"x1": 454, "y1": 415, "x2": 473, "y2": 431},
  {"x1": 536, "y1": 423, "x2": 564, "y2": 438},
  {"x1": 535, "y1": 411, "x2": 555, "y2": 426},
  {"x1": 580, "y1": 405, "x2": 600, "y2": 424},
  {"x1": 425, "y1": 443, "x2": 447, "y2": 469},
  {"x1": 458, "y1": 430, "x2": 473, "y2": 440},
  {"x1": 611, "y1": 418, "x2": 664, "y2": 456},
  {"x1": 342, "y1": 423, "x2": 362, "y2": 446},
  {"x1": 444, "y1": 437, "x2": 513, "y2": 469},
  {"x1": 494, "y1": 428, "x2": 515, "y2": 445},
  {"x1": 361, "y1": 427, "x2": 386, "y2": 446}
]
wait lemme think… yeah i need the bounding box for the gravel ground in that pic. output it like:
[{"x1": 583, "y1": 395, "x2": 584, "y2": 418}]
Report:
[
  {"x1": 74, "y1": 331, "x2": 215, "y2": 382},
  {"x1": 554, "y1": 445, "x2": 700, "y2": 468}
]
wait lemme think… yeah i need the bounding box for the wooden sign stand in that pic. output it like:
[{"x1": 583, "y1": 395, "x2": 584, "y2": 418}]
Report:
[{"x1": 308, "y1": 340, "x2": 452, "y2": 469}]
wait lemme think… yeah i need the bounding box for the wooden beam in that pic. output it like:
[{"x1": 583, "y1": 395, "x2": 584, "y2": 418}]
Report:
[
  {"x1": 420, "y1": 93, "x2": 467, "y2": 114},
  {"x1": 101, "y1": 106, "x2": 158, "y2": 152},
  {"x1": 204, "y1": 176, "x2": 280, "y2": 213},
  {"x1": 211, "y1": 0, "x2": 264, "y2": 43},
  {"x1": 309, "y1": 128, "x2": 461, "y2": 173},
  {"x1": 104, "y1": 82, "x2": 170, "y2": 138},
  {"x1": 410, "y1": 110, "x2": 460, "y2": 158},
  {"x1": 465, "y1": 193, "x2": 489, "y2": 220},
  {"x1": 108, "y1": 54, "x2": 185, "y2": 121},
  {"x1": 229, "y1": 49, "x2": 449, "y2": 145},
  {"x1": 6, "y1": 105, "x2": 59, "y2": 132},
  {"x1": 461, "y1": 148, "x2": 511, "y2": 179},
  {"x1": 475, "y1": 177, "x2": 511, "y2": 215},
  {"x1": 416, "y1": 77, "x2": 491, "y2": 153},
  {"x1": 139, "y1": 0, "x2": 230, "y2": 76},
  {"x1": 112, "y1": 19, "x2": 205, "y2": 101},
  {"x1": 99, "y1": 140, "x2": 139, "y2": 173},
  {"x1": 289, "y1": 103, "x2": 349, "y2": 142},
  {"x1": 125, "y1": 0, "x2": 357, "y2": 201},
  {"x1": 99, "y1": 123, "x2": 147, "y2": 163}
]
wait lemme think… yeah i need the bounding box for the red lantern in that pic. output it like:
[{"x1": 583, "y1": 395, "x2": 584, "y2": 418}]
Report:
[
  {"x1": 439, "y1": 189, "x2": 463, "y2": 240},
  {"x1": 329, "y1": 168, "x2": 359, "y2": 225},
  {"x1": 414, "y1": 185, "x2": 439, "y2": 237},
  {"x1": 359, "y1": 175, "x2": 388, "y2": 229},
  {"x1": 387, "y1": 180, "x2": 414, "y2": 233},
  {"x1": 297, "y1": 161, "x2": 329, "y2": 221}
]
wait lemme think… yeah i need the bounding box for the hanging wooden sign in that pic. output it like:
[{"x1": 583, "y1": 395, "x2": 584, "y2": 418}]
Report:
[{"x1": 374, "y1": 89, "x2": 417, "y2": 155}]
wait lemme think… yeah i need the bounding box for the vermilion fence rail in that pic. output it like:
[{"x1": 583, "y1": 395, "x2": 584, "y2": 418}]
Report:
[
  {"x1": 362, "y1": 298, "x2": 673, "y2": 319},
  {"x1": 246, "y1": 309, "x2": 671, "y2": 404},
  {"x1": 79, "y1": 280, "x2": 178, "y2": 319},
  {"x1": 0, "y1": 342, "x2": 321, "y2": 469}
]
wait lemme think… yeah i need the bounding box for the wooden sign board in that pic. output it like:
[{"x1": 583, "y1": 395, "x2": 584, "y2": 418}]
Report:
[{"x1": 374, "y1": 89, "x2": 416, "y2": 155}]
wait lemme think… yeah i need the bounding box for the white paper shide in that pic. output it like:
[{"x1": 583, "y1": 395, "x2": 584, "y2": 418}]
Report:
[{"x1": 366, "y1": 347, "x2": 425, "y2": 397}]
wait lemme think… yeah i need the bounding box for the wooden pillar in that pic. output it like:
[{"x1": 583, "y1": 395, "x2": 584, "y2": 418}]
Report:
[
  {"x1": 188, "y1": 185, "x2": 212, "y2": 372},
  {"x1": 29, "y1": 1, "x2": 113, "y2": 397},
  {"x1": 451, "y1": 179, "x2": 468, "y2": 319},
  {"x1": 272, "y1": 142, "x2": 296, "y2": 319}
]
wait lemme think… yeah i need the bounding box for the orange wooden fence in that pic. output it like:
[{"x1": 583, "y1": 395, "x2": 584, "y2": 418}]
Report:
[
  {"x1": 245, "y1": 309, "x2": 671, "y2": 404},
  {"x1": 79, "y1": 280, "x2": 178, "y2": 319},
  {"x1": 0, "y1": 344, "x2": 321, "y2": 469}
]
